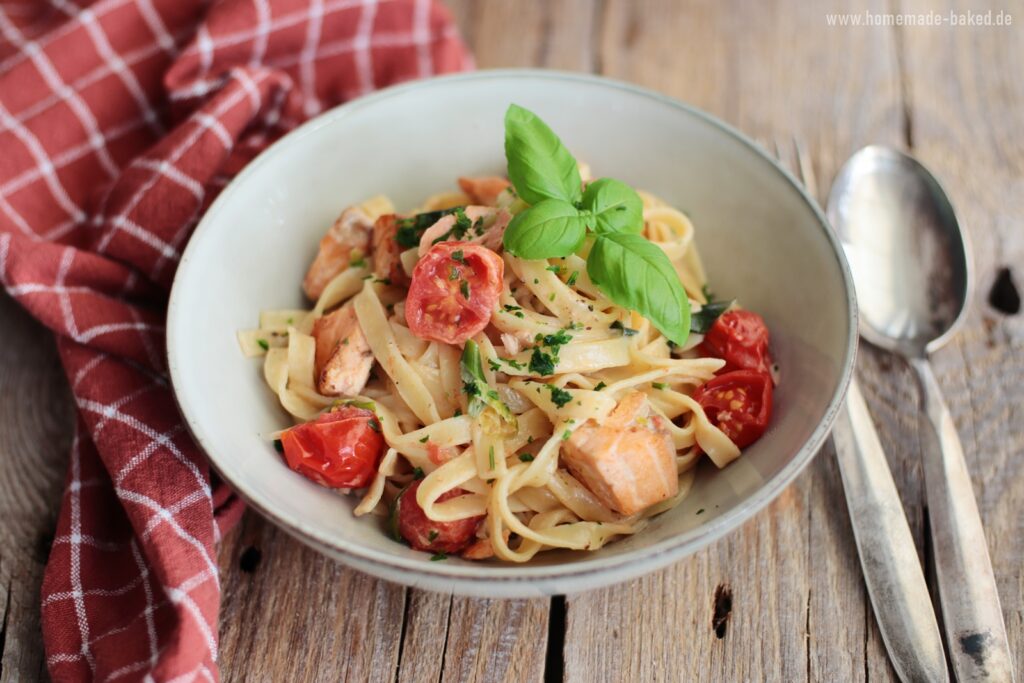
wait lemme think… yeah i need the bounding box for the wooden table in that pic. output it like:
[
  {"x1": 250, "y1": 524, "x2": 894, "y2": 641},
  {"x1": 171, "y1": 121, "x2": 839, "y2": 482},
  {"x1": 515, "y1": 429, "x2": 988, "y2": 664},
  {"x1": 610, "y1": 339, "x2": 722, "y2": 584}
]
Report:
[{"x1": 2, "y1": 1, "x2": 1022, "y2": 680}]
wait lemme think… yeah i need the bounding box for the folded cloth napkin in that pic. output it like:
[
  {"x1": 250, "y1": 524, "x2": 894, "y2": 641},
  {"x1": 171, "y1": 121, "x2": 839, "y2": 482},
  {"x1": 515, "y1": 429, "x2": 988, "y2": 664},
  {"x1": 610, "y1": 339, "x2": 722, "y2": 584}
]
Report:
[{"x1": 0, "y1": 1, "x2": 469, "y2": 680}]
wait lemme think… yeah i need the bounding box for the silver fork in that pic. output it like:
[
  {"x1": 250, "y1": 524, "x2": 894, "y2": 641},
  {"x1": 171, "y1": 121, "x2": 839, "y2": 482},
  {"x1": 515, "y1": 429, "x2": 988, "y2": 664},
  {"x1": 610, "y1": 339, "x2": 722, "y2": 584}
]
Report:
[{"x1": 772, "y1": 137, "x2": 950, "y2": 683}]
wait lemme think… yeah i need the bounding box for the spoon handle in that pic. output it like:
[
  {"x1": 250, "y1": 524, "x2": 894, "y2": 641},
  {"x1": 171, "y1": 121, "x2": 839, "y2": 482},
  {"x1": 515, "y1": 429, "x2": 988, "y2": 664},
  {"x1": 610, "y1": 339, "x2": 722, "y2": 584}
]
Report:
[
  {"x1": 833, "y1": 377, "x2": 949, "y2": 683},
  {"x1": 910, "y1": 357, "x2": 1016, "y2": 682}
]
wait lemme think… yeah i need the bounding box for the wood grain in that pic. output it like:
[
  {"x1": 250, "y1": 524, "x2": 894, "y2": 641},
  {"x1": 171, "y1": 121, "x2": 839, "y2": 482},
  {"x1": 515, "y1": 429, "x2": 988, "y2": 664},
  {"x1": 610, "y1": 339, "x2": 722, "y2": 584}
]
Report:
[
  {"x1": 0, "y1": 294, "x2": 74, "y2": 683},
  {"x1": 896, "y1": 0, "x2": 1024, "y2": 670},
  {"x1": 2, "y1": 0, "x2": 1022, "y2": 681}
]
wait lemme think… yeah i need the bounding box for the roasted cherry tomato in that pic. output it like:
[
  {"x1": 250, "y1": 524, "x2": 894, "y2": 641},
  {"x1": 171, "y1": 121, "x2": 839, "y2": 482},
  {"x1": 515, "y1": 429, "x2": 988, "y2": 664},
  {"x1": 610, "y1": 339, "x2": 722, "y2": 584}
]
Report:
[
  {"x1": 700, "y1": 310, "x2": 773, "y2": 376},
  {"x1": 693, "y1": 370, "x2": 773, "y2": 448},
  {"x1": 279, "y1": 406, "x2": 384, "y2": 488},
  {"x1": 392, "y1": 480, "x2": 483, "y2": 553},
  {"x1": 405, "y1": 242, "x2": 504, "y2": 345}
]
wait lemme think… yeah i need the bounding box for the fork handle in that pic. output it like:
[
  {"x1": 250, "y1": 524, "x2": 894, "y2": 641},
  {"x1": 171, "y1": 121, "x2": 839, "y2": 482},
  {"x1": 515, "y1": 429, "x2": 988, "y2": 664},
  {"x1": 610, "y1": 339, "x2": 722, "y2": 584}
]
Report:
[
  {"x1": 911, "y1": 357, "x2": 1015, "y2": 682},
  {"x1": 833, "y1": 377, "x2": 949, "y2": 683}
]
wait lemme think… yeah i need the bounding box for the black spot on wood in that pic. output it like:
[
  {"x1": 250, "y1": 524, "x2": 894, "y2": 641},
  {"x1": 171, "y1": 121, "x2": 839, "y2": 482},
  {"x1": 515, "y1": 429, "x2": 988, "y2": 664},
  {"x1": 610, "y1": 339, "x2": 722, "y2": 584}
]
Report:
[
  {"x1": 988, "y1": 267, "x2": 1020, "y2": 315},
  {"x1": 959, "y1": 631, "x2": 991, "y2": 667},
  {"x1": 238, "y1": 546, "x2": 262, "y2": 573},
  {"x1": 712, "y1": 583, "x2": 733, "y2": 639},
  {"x1": 0, "y1": 582, "x2": 11, "y2": 677},
  {"x1": 545, "y1": 595, "x2": 566, "y2": 682},
  {"x1": 35, "y1": 530, "x2": 55, "y2": 563}
]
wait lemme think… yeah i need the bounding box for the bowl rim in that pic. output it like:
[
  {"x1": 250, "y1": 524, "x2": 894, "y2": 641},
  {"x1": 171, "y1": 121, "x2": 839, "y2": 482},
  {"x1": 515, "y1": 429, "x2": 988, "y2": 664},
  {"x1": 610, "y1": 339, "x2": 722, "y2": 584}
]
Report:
[{"x1": 167, "y1": 68, "x2": 858, "y2": 587}]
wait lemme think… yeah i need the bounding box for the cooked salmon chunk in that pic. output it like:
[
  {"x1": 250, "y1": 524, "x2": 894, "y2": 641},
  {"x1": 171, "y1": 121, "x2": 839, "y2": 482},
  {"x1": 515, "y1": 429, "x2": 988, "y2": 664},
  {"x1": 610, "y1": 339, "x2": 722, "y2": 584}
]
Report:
[
  {"x1": 371, "y1": 214, "x2": 409, "y2": 286},
  {"x1": 312, "y1": 303, "x2": 374, "y2": 396},
  {"x1": 303, "y1": 206, "x2": 374, "y2": 300},
  {"x1": 458, "y1": 176, "x2": 511, "y2": 206},
  {"x1": 561, "y1": 391, "x2": 678, "y2": 516}
]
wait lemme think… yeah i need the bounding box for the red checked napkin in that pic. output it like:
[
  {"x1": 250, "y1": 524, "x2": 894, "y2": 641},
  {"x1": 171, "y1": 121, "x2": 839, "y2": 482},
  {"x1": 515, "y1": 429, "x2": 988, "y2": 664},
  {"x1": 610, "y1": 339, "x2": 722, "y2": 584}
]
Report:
[{"x1": 0, "y1": 1, "x2": 469, "y2": 680}]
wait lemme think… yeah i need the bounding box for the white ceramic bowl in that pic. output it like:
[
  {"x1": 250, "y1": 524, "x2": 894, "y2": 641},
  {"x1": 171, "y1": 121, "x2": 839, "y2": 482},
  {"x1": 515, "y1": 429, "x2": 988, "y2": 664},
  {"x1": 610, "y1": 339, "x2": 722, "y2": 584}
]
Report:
[{"x1": 168, "y1": 70, "x2": 856, "y2": 597}]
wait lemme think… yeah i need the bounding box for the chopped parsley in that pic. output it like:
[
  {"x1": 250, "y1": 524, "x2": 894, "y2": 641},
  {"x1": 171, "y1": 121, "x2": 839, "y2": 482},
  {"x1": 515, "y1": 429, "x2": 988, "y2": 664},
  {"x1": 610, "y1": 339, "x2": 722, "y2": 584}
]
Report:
[
  {"x1": 505, "y1": 358, "x2": 525, "y2": 370},
  {"x1": 488, "y1": 358, "x2": 502, "y2": 372},
  {"x1": 373, "y1": 277, "x2": 391, "y2": 285},
  {"x1": 593, "y1": 381, "x2": 607, "y2": 391},
  {"x1": 610, "y1": 320, "x2": 638, "y2": 336},
  {"x1": 696, "y1": 508, "x2": 705, "y2": 515},
  {"x1": 272, "y1": 439, "x2": 283, "y2": 453},
  {"x1": 525, "y1": 328, "x2": 573, "y2": 377},
  {"x1": 528, "y1": 347, "x2": 556, "y2": 376},
  {"x1": 502, "y1": 303, "x2": 526, "y2": 319},
  {"x1": 454, "y1": 408, "x2": 463, "y2": 417},
  {"x1": 430, "y1": 552, "x2": 447, "y2": 561},
  {"x1": 519, "y1": 453, "x2": 535, "y2": 462},
  {"x1": 547, "y1": 385, "x2": 573, "y2": 408},
  {"x1": 430, "y1": 207, "x2": 474, "y2": 244},
  {"x1": 428, "y1": 530, "x2": 439, "y2": 542},
  {"x1": 418, "y1": 435, "x2": 429, "y2": 443},
  {"x1": 451, "y1": 249, "x2": 465, "y2": 262},
  {"x1": 349, "y1": 256, "x2": 367, "y2": 268},
  {"x1": 449, "y1": 267, "x2": 460, "y2": 281},
  {"x1": 652, "y1": 382, "x2": 667, "y2": 390},
  {"x1": 701, "y1": 283, "x2": 715, "y2": 301},
  {"x1": 536, "y1": 329, "x2": 573, "y2": 347},
  {"x1": 488, "y1": 445, "x2": 496, "y2": 470},
  {"x1": 367, "y1": 419, "x2": 382, "y2": 433},
  {"x1": 460, "y1": 280, "x2": 470, "y2": 299},
  {"x1": 546, "y1": 265, "x2": 562, "y2": 273},
  {"x1": 256, "y1": 338, "x2": 269, "y2": 351},
  {"x1": 561, "y1": 429, "x2": 572, "y2": 441},
  {"x1": 566, "y1": 271, "x2": 579, "y2": 286},
  {"x1": 412, "y1": 467, "x2": 425, "y2": 480},
  {"x1": 548, "y1": 292, "x2": 556, "y2": 301},
  {"x1": 395, "y1": 207, "x2": 460, "y2": 248}
]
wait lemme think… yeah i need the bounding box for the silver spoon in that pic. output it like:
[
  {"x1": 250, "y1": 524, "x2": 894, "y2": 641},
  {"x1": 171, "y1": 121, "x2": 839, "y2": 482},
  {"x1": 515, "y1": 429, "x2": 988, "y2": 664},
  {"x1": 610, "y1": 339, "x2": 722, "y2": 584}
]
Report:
[{"x1": 828, "y1": 145, "x2": 1015, "y2": 682}]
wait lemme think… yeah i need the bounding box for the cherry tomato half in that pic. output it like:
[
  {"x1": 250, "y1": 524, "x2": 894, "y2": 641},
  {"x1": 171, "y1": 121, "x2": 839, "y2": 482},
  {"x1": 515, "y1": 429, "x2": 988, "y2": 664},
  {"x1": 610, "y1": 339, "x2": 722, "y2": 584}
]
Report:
[
  {"x1": 701, "y1": 310, "x2": 773, "y2": 376},
  {"x1": 693, "y1": 370, "x2": 773, "y2": 448},
  {"x1": 405, "y1": 242, "x2": 504, "y2": 345},
  {"x1": 279, "y1": 406, "x2": 384, "y2": 488},
  {"x1": 392, "y1": 480, "x2": 483, "y2": 553}
]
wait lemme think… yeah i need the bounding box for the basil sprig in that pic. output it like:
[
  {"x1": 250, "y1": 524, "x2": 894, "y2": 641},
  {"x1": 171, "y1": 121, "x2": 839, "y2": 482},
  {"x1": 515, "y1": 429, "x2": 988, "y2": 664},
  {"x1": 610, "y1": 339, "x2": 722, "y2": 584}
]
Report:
[{"x1": 501, "y1": 104, "x2": 691, "y2": 345}]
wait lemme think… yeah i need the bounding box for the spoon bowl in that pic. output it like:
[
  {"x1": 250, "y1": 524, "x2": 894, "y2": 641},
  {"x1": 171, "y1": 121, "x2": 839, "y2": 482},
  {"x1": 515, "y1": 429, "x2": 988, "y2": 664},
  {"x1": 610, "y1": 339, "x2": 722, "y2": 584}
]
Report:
[{"x1": 827, "y1": 145, "x2": 971, "y2": 356}]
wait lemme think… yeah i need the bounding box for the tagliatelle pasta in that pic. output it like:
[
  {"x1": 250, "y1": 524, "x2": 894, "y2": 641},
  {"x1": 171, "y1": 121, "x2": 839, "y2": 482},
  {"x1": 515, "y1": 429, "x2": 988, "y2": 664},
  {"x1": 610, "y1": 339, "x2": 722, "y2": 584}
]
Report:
[{"x1": 237, "y1": 106, "x2": 777, "y2": 562}]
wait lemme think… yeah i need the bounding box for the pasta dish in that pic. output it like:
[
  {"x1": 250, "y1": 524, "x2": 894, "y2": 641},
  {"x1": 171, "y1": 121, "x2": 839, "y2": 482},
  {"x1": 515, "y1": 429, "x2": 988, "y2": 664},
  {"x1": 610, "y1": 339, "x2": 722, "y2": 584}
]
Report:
[{"x1": 238, "y1": 105, "x2": 776, "y2": 562}]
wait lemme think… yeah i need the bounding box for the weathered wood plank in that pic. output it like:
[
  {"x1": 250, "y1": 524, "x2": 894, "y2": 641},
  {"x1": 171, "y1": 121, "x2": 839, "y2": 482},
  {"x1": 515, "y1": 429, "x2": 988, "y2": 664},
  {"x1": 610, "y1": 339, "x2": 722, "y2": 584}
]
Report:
[
  {"x1": 217, "y1": 514, "x2": 406, "y2": 683},
  {"x1": 439, "y1": 598, "x2": 549, "y2": 683},
  {"x1": 446, "y1": 0, "x2": 596, "y2": 71},
  {"x1": 0, "y1": 294, "x2": 74, "y2": 683}
]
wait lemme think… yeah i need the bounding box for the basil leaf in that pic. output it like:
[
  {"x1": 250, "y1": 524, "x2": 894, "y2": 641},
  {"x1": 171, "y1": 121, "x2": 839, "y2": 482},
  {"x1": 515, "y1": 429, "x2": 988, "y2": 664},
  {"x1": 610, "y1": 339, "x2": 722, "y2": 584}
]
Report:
[
  {"x1": 690, "y1": 300, "x2": 734, "y2": 334},
  {"x1": 504, "y1": 104, "x2": 582, "y2": 205},
  {"x1": 581, "y1": 178, "x2": 643, "y2": 234},
  {"x1": 587, "y1": 232, "x2": 691, "y2": 345},
  {"x1": 502, "y1": 199, "x2": 586, "y2": 259}
]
